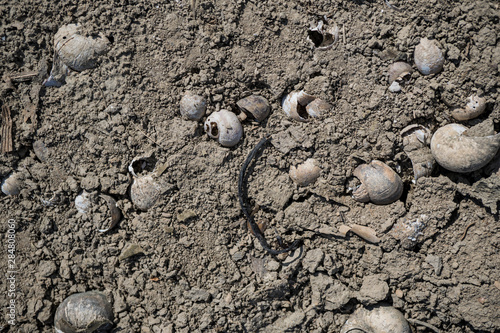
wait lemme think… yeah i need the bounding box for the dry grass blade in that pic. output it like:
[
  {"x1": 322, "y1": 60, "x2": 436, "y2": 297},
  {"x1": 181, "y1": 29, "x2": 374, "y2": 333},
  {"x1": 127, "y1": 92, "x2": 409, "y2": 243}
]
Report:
[{"x1": 1, "y1": 103, "x2": 13, "y2": 153}]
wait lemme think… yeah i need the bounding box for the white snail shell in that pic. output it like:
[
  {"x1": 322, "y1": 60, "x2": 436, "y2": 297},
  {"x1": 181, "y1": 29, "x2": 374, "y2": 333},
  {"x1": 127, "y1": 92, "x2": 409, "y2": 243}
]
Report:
[
  {"x1": 430, "y1": 123, "x2": 500, "y2": 173},
  {"x1": 352, "y1": 161, "x2": 403, "y2": 205},
  {"x1": 1, "y1": 172, "x2": 22, "y2": 196},
  {"x1": 414, "y1": 38, "x2": 444, "y2": 75},
  {"x1": 54, "y1": 24, "x2": 109, "y2": 72},
  {"x1": 451, "y1": 95, "x2": 487, "y2": 121},
  {"x1": 282, "y1": 90, "x2": 330, "y2": 122},
  {"x1": 204, "y1": 110, "x2": 243, "y2": 147},
  {"x1": 289, "y1": 158, "x2": 321, "y2": 186},
  {"x1": 128, "y1": 155, "x2": 161, "y2": 211},
  {"x1": 340, "y1": 305, "x2": 411, "y2": 333},
  {"x1": 75, "y1": 190, "x2": 91, "y2": 214},
  {"x1": 54, "y1": 291, "x2": 113, "y2": 333},
  {"x1": 179, "y1": 93, "x2": 207, "y2": 121}
]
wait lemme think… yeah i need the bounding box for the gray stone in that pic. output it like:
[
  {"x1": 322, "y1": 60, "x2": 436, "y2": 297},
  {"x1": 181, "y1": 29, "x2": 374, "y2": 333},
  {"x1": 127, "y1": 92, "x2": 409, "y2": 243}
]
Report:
[
  {"x1": 268, "y1": 311, "x2": 305, "y2": 332},
  {"x1": 426, "y1": 255, "x2": 443, "y2": 276},
  {"x1": 358, "y1": 274, "x2": 390, "y2": 305},
  {"x1": 185, "y1": 288, "x2": 211, "y2": 302},
  {"x1": 38, "y1": 260, "x2": 57, "y2": 277},
  {"x1": 302, "y1": 249, "x2": 324, "y2": 273}
]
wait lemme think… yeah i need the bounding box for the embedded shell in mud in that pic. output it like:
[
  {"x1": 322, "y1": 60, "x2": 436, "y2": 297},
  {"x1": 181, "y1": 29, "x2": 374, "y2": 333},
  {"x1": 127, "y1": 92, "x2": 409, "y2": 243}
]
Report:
[
  {"x1": 352, "y1": 160, "x2": 403, "y2": 205},
  {"x1": 340, "y1": 305, "x2": 411, "y2": 333},
  {"x1": 430, "y1": 123, "x2": 500, "y2": 173},
  {"x1": 179, "y1": 93, "x2": 207, "y2": 121},
  {"x1": 1, "y1": 172, "x2": 22, "y2": 196},
  {"x1": 128, "y1": 155, "x2": 162, "y2": 211},
  {"x1": 236, "y1": 95, "x2": 270, "y2": 122},
  {"x1": 289, "y1": 158, "x2": 321, "y2": 186},
  {"x1": 451, "y1": 95, "x2": 487, "y2": 121},
  {"x1": 204, "y1": 109, "x2": 243, "y2": 147},
  {"x1": 414, "y1": 37, "x2": 444, "y2": 75},
  {"x1": 281, "y1": 90, "x2": 330, "y2": 122}
]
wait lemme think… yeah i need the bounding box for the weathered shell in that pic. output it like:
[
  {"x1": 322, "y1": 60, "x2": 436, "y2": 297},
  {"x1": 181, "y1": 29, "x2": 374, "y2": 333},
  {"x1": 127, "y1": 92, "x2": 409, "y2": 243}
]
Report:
[
  {"x1": 352, "y1": 160, "x2": 403, "y2": 205},
  {"x1": 430, "y1": 123, "x2": 500, "y2": 173},
  {"x1": 282, "y1": 90, "x2": 329, "y2": 122},
  {"x1": 401, "y1": 124, "x2": 435, "y2": 182},
  {"x1": 388, "y1": 62, "x2": 412, "y2": 84},
  {"x1": 54, "y1": 291, "x2": 113, "y2": 333},
  {"x1": 236, "y1": 95, "x2": 270, "y2": 122},
  {"x1": 414, "y1": 38, "x2": 444, "y2": 75},
  {"x1": 1, "y1": 172, "x2": 22, "y2": 196},
  {"x1": 340, "y1": 305, "x2": 411, "y2": 333},
  {"x1": 204, "y1": 110, "x2": 243, "y2": 147},
  {"x1": 307, "y1": 20, "x2": 339, "y2": 50},
  {"x1": 289, "y1": 158, "x2": 321, "y2": 186},
  {"x1": 179, "y1": 93, "x2": 207, "y2": 121},
  {"x1": 451, "y1": 95, "x2": 487, "y2": 121},
  {"x1": 75, "y1": 190, "x2": 91, "y2": 213},
  {"x1": 128, "y1": 154, "x2": 161, "y2": 211},
  {"x1": 54, "y1": 24, "x2": 109, "y2": 72}
]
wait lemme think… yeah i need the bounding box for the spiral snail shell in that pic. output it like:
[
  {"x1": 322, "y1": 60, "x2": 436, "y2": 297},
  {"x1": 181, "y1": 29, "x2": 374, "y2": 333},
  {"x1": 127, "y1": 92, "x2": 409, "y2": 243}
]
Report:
[
  {"x1": 352, "y1": 161, "x2": 403, "y2": 205},
  {"x1": 340, "y1": 305, "x2": 411, "y2": 333}
]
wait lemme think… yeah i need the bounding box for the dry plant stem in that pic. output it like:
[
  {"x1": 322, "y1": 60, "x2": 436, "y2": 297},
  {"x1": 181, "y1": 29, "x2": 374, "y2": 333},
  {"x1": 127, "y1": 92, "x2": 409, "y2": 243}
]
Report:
[
  {"x1": 385, "y1": 0, "x2": 402, "y2": 11},
  {"x1": 238, "y1": 136, "x2": 300, "y2": 256},
  {"x1": 8, "y1": 71, "x2": 38, "y2": 83},
  {"x1": 408, "y1": 318, "x2": 441, "y2": 333},
  {"x1": 1, "y1": 103, "x2": 13, "y2": 153},
  {"x1": 460, "y1": 222, "x2": 475, "y2": 241}
]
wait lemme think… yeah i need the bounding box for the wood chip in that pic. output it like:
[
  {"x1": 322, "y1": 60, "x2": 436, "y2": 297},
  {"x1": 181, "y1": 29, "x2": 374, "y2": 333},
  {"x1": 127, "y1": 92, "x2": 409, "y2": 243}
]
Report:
[
  {"x1": 8, "y1": 71, "x2": 38, "y2": 83},
  {"x1": 1, "y1": 103, "x2": 13, "y2": 153}
]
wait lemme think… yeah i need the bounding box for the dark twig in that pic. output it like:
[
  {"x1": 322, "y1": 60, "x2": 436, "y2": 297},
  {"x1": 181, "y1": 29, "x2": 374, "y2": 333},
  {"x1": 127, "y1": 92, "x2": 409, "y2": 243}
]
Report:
[
  {"x1": 460, "y1": 222, "x2": 475, "y2": 241},
  {"x1": 408, "y1": 318, "x2": 441, "y2": 333},
  {"x1": 238, "y1": 136, "x2": 300, "y2": 255}
]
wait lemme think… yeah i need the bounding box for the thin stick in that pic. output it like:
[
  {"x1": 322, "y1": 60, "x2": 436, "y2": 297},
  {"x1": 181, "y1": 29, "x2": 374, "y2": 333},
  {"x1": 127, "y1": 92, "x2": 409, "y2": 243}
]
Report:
[
  {"x1": 460, "y1": 222, "x2": 475, "y2": 241},
  {"x1": 342, "y1": 24, "x2": 346, "y2": 44},
  {"x1": 408, "y1": 318, "x2": 441, "y2": 333}
]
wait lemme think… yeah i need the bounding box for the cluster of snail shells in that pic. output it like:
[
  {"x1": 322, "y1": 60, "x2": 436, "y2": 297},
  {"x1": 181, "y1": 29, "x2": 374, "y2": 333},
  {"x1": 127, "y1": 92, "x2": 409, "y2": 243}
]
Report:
[
  {"x1": 430, "y1": 122, "x2": 500, "y2": 173},
  {"x1": 414, "y1": 37, "x2": 444, "y2": 75},
  {"x1": 281, "y1": 90, "x2": 331, "y2": 122},
  {"x1": 340, "y1": 305, "x2": 411, "y2": 333},
  {"x1": 352, "y1": 160, "x2": 403, "y2": 205},
  {"x1": 54, "y1": 291, "x2": 113, "y2": 333},
  {"x1": 401, "y1": 124, "x2": 435, "y2": 183},
  {"x1": 451, "y1": 95, "x2": 487, "y2": 121}
]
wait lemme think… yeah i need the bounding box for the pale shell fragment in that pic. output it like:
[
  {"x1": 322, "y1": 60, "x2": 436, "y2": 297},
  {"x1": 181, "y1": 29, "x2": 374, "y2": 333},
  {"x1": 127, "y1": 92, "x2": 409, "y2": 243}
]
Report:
[
  {"x1": 128, "y1": 154, "x2": 162, "y2": 211},
  {"x1": 54, "y1": 291, "x2": 113, "y2": 333},
  {"x1": 451, "y1": 95, "x2": 487, "y2": 121},
  {"x1": 98, "y1": 194, "x2": 121, "y2": 232},
  {"x1": 340, "y1": 305, "x2": 411, "y2": 333},
  {"x1": 289, "y1": 158, "x2": 321, "y2": 186},
  {"x1": 179, "y1": 93, "x2": 207, "y2": 121},
  {"x1": 414, "y1": 38, "x2": 444, "y2": 75},
  {"x1": 430, "y1": 123, "x2": 500, "y2": 173},
  {"x1": 388, "y1": 62, "x2": 413, "y2": 84},
  {"x1": 352, "y1": 160, "x2": 403, "y2": 205},
  {"x1": 204, "y1": 109, "x2": 243, "y2": 147},
  {"x1": 307, "y1": 20, "x2": 339, "y2": 50},
  {"x1": 1, "y1": 172, "x2": 22, "y2": 196},
  {"x1": 401, "y1": 124, "x2": 435, "y2": 182},
  {"x1": 282, "y1": 90, "x2": 329, "y2": 122},
  {"x1": 75, "y1": 190, "x2": 91, "y2": 214}
]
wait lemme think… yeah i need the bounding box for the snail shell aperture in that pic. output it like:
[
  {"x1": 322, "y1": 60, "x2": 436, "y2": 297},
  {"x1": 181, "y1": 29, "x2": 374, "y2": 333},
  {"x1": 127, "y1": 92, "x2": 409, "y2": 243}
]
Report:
[
  {"x1": 451, "y1": 95, "x2": 487, "y2": 121},
  {"x1": 430, "y1": 123, "x2": 500, "y2": 173},
  {"x1": 236, "y1": 95, "x2": 270, "y2": 122},
  {"x1": 179, "y1": 93, "x2": 207, "y2": 121},
  {"x1": 1, "y1": 172, "x2": 22, "y2": 196},
  {"x1": 204, "y1": 109, "x2": 243, "y2": 147},
  {"x1": 353, "y1": 160, "x2": 403, "y2": 205},
  {"x1": 307, "y1": 20, "x2": 339, "y2": 50},
  {"x1": 340, "y1": 305, "x2": 411, "y2": 333},
  {"x1": 414, "y1": 38, "x2": 444, "y2": 75},
  {"x1": 54, "y1": 291, "x2": 113, "y2": 333},
  {"x1": 401, "y1": 124, "x2": 435, "y2": 183},
  {"x1": 281, "y1": 90, "x2": 330, "y2": 122},
  {"x1": 289, "y1": 158, "x2": 321, "y2": 186}
]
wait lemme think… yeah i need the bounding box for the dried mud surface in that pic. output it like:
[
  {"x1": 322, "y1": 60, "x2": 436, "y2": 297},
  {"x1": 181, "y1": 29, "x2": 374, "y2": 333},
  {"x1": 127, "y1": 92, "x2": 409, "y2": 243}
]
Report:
[{"x1": 0, "y1": 0, "x2": 499, "y2": 332}]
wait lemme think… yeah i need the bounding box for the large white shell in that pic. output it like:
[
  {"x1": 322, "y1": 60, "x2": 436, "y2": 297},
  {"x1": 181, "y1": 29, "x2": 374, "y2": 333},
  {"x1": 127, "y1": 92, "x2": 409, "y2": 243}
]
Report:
[
  {"x1": 54, "y1": 291, "x2": 113, "y2": 333},
  {"x1": 1, "y1": 172, "x2": 22, "y2": 196},
  {"x1": 414, "y1": 38, "x2": 444, "y2": 75},
  {"x1": 289, "y1": 158, "x2": 321, "y2": 186},
  {"x1": 340, "y1": 305, "x2": 411, "y2": 333},
  {"x1": 282, "y1": 90, "x2": 330, "y2": 122},
  {"x1": 204, "y1": 110, "x2": 243, "y2": 147},
  {"x1": 179, "y1": 93, "x2": 207, "y2": 121},
  {"x1": 430, "y1": 123, "x2": 500, "y2": 173},
  {"x1": 352, "y1": 161, "x2": 403, "y2": 205}
]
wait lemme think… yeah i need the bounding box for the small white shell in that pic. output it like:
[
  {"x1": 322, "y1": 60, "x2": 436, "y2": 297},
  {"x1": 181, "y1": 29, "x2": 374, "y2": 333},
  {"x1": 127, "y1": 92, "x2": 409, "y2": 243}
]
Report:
[
  {"x1": 128, "y1": 155, "x2": 161, "y2": 211},
  {"x1": 282, "y1": 90, "x2": 330, "y2": 122},
  {"x1": 204, "y1": 110, "x2": 243, "y2": 147},
  {"x1": 414, "y1": 38, "x2": 444, "y2": 75},
  {"x1": 451, "y1": 95, "x2": 487, "y2": 121},
  {"x1": 1, "y1": 172, "x2": 22, "y2": 196},
  {"x1": 340, "y1": 305, "x2": 411, "y2": 333},
  {"x1": 289, "y1": 158, "x2": 321, "y2": 186},
  {"x1": 75, "y1": 191, "x2": 91, "y2": 214},
  {"x1": 179, "y1": 93, "x2": 207, "y2": 121}
]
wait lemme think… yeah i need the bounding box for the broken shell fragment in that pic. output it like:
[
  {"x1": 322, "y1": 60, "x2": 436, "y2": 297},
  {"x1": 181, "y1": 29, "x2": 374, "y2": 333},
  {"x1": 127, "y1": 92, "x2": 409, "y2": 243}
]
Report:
[
  {"x1": 401, "y1": 124, "x2": 435, "y2": 182},
  {"x1": 340, "y1": 305, "x2": 411, "y2": 333},
  {"x1": 289, "y1": 158, "x2": 321, "y2": 186},
  {"x1": 44, "y1": 23, "x2": 109, "y2": 86},
  {"x1": 339, "y1": 224, "x2": 380, "y2": 244},
  {"x1": 54, "y1": 291, "x2": 113, "y2": 333},
  {"x1": 451, "y1": 95, "x2": 487, "y2": 121},
  {"x1": 204, "y1": 109, "x2": 243, "y2": 147},
  {"x1": 430, "y1": 123, "x2": 500, "y2": 173},
  {"x1": 75, "y1": 190, "x2": 91, "y2": 214},
  {"x1": 98, "y1": 194, "x2": 121, "y2": 232},
  {"x1": 179, "y1": 93, "x2": 207, "y2": 121},
  {"x1": 353, "y1": 160, "x2": 403, "y2": 205},
  {"x1": 307, "y1": 20, "x2": 339, "y2": 50},
  {"x1": 414, "y1": 38, "x2": 444, "y2": 75},
  {"x1": 129, "y1": 155, "x2": 161, "y2": 211},
  {"x1": 1, "y1": 172, "x2": 22, "y2": 196},
  {"x1": 236, "y1": 95, "x2": 270, "y2": 122},
  {"x1": 388, "y1": 62, "x2": 413, "y2": 84},
  {"x1": 282, "y1": 90, "x2": 330, "y2": 122}
]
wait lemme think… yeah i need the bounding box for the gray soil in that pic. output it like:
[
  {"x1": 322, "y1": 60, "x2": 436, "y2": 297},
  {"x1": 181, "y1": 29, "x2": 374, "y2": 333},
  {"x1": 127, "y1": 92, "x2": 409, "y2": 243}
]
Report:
[{"x1": 0, "y1": 0, "x2": 499, "y2": 332}]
